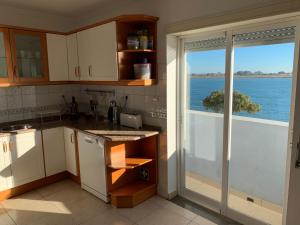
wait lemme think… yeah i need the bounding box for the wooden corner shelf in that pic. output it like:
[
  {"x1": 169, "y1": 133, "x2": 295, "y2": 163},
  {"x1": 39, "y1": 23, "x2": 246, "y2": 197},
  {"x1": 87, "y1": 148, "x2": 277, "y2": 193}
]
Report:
[
  {"x1": 110, "y1": 181, "x2": 156, "y2": 208},
  {"x1": 108, "y1": 158, "x2": 153, "y2": 169}
]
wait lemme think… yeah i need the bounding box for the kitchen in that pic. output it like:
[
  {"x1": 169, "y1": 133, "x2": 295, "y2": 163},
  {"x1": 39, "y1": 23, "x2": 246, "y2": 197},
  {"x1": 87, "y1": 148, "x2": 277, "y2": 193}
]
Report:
[{"x1": 1, "y1": 1, "x2": 300, "y2": 225}]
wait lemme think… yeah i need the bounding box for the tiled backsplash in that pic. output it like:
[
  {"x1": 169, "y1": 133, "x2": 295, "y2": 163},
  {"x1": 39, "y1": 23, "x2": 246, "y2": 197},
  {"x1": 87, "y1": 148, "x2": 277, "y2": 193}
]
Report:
[{"x1": 0, "y1": 84, "x2": 167, "y2": 131}]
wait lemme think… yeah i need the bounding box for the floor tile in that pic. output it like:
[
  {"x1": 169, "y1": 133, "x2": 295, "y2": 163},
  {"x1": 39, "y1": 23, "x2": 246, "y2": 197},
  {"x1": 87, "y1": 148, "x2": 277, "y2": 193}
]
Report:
[
  {"x1": 37, "y1": 180, "x2": 79, "y2": 198},
  {"x1": 112, "y1": 198, "x2": 158, "y2": 223},
  {"x1": 82, "y1": 210, "x2": 133, "y2": 225},
  {"x1": 56, "y1": 193, "x2": 112, "y2": 225},
  {"x1": 136, "y1": 206, "x2": 191, "y2": 225},
  {"x1": 0, "y1": 206, "x2": 15, "y2": 225}
]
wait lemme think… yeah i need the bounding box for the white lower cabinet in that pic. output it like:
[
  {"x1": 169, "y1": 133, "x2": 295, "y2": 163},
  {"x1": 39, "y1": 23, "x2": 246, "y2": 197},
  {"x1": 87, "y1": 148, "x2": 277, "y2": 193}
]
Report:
[
  {"x1": 0, "y1": 131, "x2": 45, "y2": 191},
  {"x1": 64, "y1": 127, "x2": 77, "y2": 176},
  {"x1": 43, "y1": 127, "x2": 66, "y2": 176},
  {"x1": 0, "y1": 136, "x2": 12, "y2": 191},
  {"x1": 78, "y1": 131, "x2": 107, "y2": 202},
  {"x1": 9, "y1": 131, "x2": 45, "y2": 187}
]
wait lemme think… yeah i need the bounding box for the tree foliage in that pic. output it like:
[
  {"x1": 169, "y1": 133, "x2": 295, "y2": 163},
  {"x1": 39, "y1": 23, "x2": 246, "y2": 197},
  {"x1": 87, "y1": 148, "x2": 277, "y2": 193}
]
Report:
[{"x1": 203, "y1": 90, "x2": 261, "y2": 114}]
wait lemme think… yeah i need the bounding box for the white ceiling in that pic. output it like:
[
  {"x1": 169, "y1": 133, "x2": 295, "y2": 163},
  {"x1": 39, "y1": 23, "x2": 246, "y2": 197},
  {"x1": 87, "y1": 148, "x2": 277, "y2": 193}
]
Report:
[{"x1": 0, "y1": 0, "x2": 115, "y2": 16}]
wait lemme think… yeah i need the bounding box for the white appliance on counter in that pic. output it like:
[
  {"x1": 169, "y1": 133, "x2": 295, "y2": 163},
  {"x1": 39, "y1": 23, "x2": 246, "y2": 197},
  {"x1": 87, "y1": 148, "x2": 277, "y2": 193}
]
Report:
[
  {"x1": 120, "y1": 112, "x2": 142, "y2": 129},
  {"x1": 77, "y1": 131, "x2": 108, "y2": 202}
]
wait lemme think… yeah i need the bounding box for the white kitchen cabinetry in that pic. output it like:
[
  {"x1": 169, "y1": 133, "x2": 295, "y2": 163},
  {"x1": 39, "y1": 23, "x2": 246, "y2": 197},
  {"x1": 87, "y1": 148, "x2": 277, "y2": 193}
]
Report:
[
  {"x1": 64, "y1": 127, "x2": 77, "y2": 176},
  {"x1": 43, "y1": 127, "x2": 66, "y2": 176},
  {"x1": 77, "y1": 22, "x2": 118, "y2": 81},
  {"x1": 46, "y1": 34, "x2": 69, "y2": 81},
  {"x1": 0, "y1": 136, "x2": 12, "y2": 191},
  {"x1": 66, "y1": 33, "x2": 80, "y2": 81},
  {"x1": 9, "y1": 131, "x2": 45, "y2": 187},
  {"x1": 78, "y1": 131, "x2": 107, "y2": 201}
]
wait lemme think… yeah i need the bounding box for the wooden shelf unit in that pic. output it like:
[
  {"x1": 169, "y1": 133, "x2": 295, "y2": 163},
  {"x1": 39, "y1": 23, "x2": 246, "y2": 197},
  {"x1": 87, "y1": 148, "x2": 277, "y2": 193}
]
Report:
[
  {"x1": 110, "y1": 181, "x2": 156, "y2": 208},
  {"x1": 116, "y1": 17, "x2": 158, "y2": 82},
  {"x1": 107, "y1": 158, "x2": 153, "y2": 169},
  {"x1": 105, "y1": 135, "x2": 158, "y2": 208}
]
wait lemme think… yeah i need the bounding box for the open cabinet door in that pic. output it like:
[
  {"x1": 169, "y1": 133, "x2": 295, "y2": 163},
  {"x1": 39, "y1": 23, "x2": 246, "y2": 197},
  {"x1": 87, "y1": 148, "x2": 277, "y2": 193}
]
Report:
[{"x1": 284, "y1": 24, "x2": 300, "y2": 225}]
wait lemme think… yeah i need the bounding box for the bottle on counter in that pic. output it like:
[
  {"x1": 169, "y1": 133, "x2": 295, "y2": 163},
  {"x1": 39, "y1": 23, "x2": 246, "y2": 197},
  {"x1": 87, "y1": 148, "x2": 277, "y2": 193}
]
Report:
[{"x1": 70, "y1": 96, "x2": 80, "y2": 120}]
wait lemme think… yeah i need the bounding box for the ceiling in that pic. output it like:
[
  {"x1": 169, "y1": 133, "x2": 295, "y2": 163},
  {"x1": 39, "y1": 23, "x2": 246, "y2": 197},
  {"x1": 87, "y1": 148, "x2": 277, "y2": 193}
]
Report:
[{"x1": 0, "y1": 0, "x2": 116, "y2": 16}]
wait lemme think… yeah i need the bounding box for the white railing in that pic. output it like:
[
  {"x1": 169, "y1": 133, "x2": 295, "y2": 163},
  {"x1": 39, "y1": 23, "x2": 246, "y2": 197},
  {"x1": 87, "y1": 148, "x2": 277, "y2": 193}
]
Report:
[{"x1": 184, "y1": 110, "x2": 289, "y2": 206}]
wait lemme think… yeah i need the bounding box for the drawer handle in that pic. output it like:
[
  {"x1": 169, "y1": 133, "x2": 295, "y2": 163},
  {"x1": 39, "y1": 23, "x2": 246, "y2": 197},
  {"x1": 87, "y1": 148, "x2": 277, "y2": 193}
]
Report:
[{"x1": 88, "y1": 65, "x2": 92, "y2": 77}]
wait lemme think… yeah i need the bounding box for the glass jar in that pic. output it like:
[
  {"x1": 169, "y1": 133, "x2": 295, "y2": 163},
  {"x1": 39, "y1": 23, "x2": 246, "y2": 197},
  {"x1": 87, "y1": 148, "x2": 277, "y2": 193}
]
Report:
[{"x1": 127, "y1": 33, "x2": 139, "y2": 50}]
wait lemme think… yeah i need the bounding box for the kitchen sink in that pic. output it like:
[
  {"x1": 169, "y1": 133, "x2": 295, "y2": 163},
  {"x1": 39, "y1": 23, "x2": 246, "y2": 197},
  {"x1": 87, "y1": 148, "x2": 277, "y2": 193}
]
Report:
[{"x1": 0, "y1": 124, "x2": 32, "y2": 132}]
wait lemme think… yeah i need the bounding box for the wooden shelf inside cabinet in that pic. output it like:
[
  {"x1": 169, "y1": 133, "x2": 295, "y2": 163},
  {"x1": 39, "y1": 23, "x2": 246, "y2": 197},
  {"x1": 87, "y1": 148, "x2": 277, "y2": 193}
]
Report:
[
  {"x1": 110, "y1": 181, "x2": 156, "y2": 208},
  {"x1": 118, "y1": 49, "x2": 156, "y2": 53},
  {"x1": 108, "y1": 158, "x2": 153, "y2": 169},
  {"x1": 118, "y1": 79, "x2": 157, "y2": 86}
]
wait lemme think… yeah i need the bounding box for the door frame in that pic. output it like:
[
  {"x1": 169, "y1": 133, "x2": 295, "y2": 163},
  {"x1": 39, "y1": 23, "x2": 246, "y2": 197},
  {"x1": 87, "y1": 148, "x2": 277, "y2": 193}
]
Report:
[{"x1": 177, "y1": 15, "x2": 300, "y2": 225}]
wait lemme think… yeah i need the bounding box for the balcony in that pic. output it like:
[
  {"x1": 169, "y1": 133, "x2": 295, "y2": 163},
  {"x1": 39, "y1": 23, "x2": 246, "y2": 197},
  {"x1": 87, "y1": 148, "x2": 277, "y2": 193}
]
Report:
[{"x1": 184, "y1": 110, "x2": 288, "y2": 225}]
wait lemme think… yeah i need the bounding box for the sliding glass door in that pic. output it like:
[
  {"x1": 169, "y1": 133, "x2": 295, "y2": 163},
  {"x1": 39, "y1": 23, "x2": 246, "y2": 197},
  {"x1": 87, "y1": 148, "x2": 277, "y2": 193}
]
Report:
[
  {"x1": 181, "y1": 34, "x2": 226, "y2": 208},
  {"x1": 180, "y1": 22, "x2": 298, "y2": 225}
]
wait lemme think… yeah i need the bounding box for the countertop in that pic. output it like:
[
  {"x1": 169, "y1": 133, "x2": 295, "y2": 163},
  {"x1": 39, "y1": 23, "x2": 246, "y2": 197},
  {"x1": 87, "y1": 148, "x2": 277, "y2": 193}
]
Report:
[{"x1": 0, "y1": 117, "x2": 160, "y2": 141}]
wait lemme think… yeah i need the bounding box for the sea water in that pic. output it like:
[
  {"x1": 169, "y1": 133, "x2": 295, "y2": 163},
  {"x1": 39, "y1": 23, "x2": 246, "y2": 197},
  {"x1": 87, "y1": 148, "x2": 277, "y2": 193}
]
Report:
[{"x1": 189, "y1": 77, "x2": 292, "y2": 122}]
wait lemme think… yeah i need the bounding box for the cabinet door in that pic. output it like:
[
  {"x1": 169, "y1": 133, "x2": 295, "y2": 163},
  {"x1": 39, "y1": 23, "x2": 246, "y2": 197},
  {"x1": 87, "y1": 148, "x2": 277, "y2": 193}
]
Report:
[
  {"x1": 9, "y1": 131, "x2": 45, "y2": 187},
  {"x1": 0, "y1": 137, "x2": 12, "y2": 191},
  {"x1": 10, "y1": 29, "x2": 49, "y2": 83},
  {"x1": 77, "y1": 22, "x2": 118, "y2": 81},
  {"x1": 43, "y1": 127, "x2": 66, "y2": 176},
  {"x1": 66, "y1": 34, "x2": 80, "y2": 81},
  {"x1": 89, "y1": 22, "x2": 118, "y2": 81},
  {"x1": 0, "y1": 28, "x2": 13, "y2": 83},
  {"x1": 64, "y1": 127, "x2": 77, "y2": 175},
  {"x1": 77, "y1": 29, "x2": 93, "y2": 80},
  {"x1": 46, "y1": 33, "x2": 68, "y2": 81}
]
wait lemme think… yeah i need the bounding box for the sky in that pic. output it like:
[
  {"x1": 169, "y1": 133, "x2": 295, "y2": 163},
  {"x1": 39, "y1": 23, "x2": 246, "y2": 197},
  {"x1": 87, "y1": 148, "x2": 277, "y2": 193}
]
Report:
[{"x1": 186, "y1": 42, "x2": 295, "y2": 74}]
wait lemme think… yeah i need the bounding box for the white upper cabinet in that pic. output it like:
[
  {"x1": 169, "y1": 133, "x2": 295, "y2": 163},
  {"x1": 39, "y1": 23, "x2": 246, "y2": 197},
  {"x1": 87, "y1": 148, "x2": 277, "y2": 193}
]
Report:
[
  {"x1": 64, "y1": 127, "x2": 77, "y2": 176},
  {"x1": 43, "y1": 127, "x2": 66, "y2": 176},
  {"x1": 46, "y1": 33, "x2": 69, "y2": 81},
  {"x1": 66, "y1": 33, "x2": 80, "y2": 81},
  {"x1": 9, "y1": 131, "x2": 45, "y2": 187},
  {"x1": 77, "y1": 22, "x2": 118, "y2": 81}
]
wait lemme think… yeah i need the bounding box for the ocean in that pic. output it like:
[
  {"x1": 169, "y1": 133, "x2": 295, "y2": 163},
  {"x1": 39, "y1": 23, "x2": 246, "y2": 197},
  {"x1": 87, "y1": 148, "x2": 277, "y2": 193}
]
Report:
[{"x1": 189, "y1": 77, "x2": 292, "y2": 122}]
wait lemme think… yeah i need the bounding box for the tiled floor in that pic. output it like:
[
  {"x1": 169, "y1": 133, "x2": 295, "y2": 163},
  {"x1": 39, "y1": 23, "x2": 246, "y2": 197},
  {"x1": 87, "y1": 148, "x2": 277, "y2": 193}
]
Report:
[
  {"x1": 186, "y1": 174, "x2": 282, "y2": 225},
  {"x1": 0, "y1": 179, "x2": 233, "y2": 225}
]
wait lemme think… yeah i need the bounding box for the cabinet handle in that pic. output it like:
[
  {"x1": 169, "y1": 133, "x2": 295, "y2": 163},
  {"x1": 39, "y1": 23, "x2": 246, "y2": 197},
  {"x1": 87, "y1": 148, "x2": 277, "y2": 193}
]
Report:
[
  {"x1": 88, "y1": 65, "x2": 92, "y2": 77},
  {"x1": 2, "y1": 142, "x2": 6, "y2": 152},
  {"x1": 75, "y1": 67, "x2": 77, "y2": 77},
  {"x1": 13, "y1": 65, "x2": 17, "y2": 79},
  {"x1": 77, "y1": 66, "x2": 81, "y2": 78},
  {"x1": 9, "y1": 142, "x2": 13, "y2": 151},
  {"x1": 70, "y1": 133, "x2": 74, "y2": 143},
  {"x1": 84, "y1": 137, "x2": 94, "y2": 144}
]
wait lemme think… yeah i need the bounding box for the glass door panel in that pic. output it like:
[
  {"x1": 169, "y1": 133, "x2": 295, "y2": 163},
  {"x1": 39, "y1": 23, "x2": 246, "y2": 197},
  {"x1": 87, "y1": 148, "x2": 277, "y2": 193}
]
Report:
[
  {"x1": 0, "y1": 28, "x2": 12, "y2": 80},
  {"x1": 15, "y1": 34, "x2": 43, "y2": 78},
  {"x1": 228, "y1": 28, "x2": 295, "y2": 225},
  {"x1": 183, "y1": 36, "x2": 226, "y2": 203},
  {"x1": 10, "y1": 30, "x2": 48, "y2": 82}
]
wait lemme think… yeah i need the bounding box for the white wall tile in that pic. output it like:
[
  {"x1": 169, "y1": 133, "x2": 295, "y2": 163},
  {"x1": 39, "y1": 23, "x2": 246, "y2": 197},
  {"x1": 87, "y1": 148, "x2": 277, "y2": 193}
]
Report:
[
  {"x1": 6, "y1": 87, "x2": 21, "y2": 96},
  {"x1": 21, "y1": 86, "x2": 36, "y2": 95},
  {"x1": 7, "y1": 95, "x2": 22, "y2": 109},
  {"x1": 0, "y1": 96, "x2": 7, "y2": 109},
  {"x1": 0, "y1": 88, "x2": 7, "y2": 96},
  {"x1": 22, "y1": 94, "x2": 37, "y2": 108}
]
